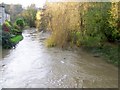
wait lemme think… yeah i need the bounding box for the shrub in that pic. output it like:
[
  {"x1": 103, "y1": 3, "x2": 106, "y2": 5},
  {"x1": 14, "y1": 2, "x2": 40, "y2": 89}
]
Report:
[
  {"x1": 45, "y1": 37, "x2": 56, "y2": 47},
  {"x1": 11, "y1": 29, "x2": 22, "y2": 35},
  {"x1": 15, "y1": 18, "x2": 25, "y2": 29},
  {"x1": 2, "y1": 31, "x2": 13, "y2": 49},
  {"x1": 13, "y1": 23, "x2": 20, "y2": 30},
  {"x1": 2, "y1": 20, "x2": 12, "y2": 32},
  {"x1": 2, "y1": 19, "x2": 24, "y2": 49}
]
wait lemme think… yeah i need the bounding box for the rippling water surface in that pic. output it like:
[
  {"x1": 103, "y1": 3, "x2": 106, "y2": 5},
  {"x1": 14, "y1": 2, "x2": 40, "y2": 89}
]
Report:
[{"x1": 0, "y1": 29, "x2": 118, "y2": 88}]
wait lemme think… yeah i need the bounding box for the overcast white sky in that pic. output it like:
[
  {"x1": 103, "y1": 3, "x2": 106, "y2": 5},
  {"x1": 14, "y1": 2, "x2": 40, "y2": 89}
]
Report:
[
  {"x1": 0, "y1": 0, "x2": 119, "y2": 8},
  {"x1": 0, "y1": 0, "x2": 46, "y2": 8}
]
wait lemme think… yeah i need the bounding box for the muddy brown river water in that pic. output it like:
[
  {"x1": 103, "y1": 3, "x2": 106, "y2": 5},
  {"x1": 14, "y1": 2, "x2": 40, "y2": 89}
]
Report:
[{"x1": 0, "y1": 29, "x2": 118, "y2": 88}]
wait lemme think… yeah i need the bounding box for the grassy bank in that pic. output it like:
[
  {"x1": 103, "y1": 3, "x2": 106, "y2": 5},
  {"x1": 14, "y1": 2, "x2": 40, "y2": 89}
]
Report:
[{"x1": 82, "y1": 43, "x2": 119, "y2": 66}]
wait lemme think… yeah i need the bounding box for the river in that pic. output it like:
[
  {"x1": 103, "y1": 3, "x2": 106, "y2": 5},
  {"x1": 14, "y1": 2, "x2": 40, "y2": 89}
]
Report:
[{"x1": 0, "y1": 29, "x2": 118, "y2": 88}]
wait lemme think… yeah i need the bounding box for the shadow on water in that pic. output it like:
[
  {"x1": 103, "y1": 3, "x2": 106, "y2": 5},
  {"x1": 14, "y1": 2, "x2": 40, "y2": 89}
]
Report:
[{"x1": 0, "y1": 29, "x2": 118, "y2": 88}]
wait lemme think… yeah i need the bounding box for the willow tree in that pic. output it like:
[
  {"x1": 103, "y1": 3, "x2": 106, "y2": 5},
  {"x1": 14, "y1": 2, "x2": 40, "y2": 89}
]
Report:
[
  {"x1": 41, "y1": 1, "x2": 120, "y2": 47},
  {"x1": 43, "y1": 2, "x2": 81, "y2": 47}
]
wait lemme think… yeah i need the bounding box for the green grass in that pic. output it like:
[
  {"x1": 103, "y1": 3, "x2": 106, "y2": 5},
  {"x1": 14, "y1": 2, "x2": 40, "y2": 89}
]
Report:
[{"x1": 10, "y1": 35, "x2": 23, "y2": 44}]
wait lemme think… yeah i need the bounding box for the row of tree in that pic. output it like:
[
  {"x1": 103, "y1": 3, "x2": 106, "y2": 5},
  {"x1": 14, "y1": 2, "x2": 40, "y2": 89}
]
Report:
[
  {"x1": 4, "y1": 3, "x2": 37, "y2": 27},
  {"x1": 16, "y1": 4, "x2": 37, "y2": 27},
  {"x1": 40, "y1": 2, "x2": 120, "y2": 47}
]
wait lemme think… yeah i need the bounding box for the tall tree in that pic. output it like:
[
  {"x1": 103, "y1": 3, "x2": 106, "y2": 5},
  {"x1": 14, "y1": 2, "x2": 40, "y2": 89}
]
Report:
[{"x1": 17, "y1": 4, "x2": 37, "y2": 27}]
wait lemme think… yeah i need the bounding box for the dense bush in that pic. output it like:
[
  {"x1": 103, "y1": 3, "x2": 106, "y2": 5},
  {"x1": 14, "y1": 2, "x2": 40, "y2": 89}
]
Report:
[
  {"x1": 2, "y1": 32, "x2": 13, "y2": 49},
  {"x1": 41, "y1": 2, "x2": 119, "y2": 47},
  {"x1": 2, "y1": 20, "x2": 12, "y2": 32},
  {"x1": 15, "y1": 18, "x2": 25, "y2": 29},
  {"x1": 13, "y1": 23, "x2": 20, "y2": 30},
  {"x1": 2, "y1": 19, "x2": 24, "y2": 49}
]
